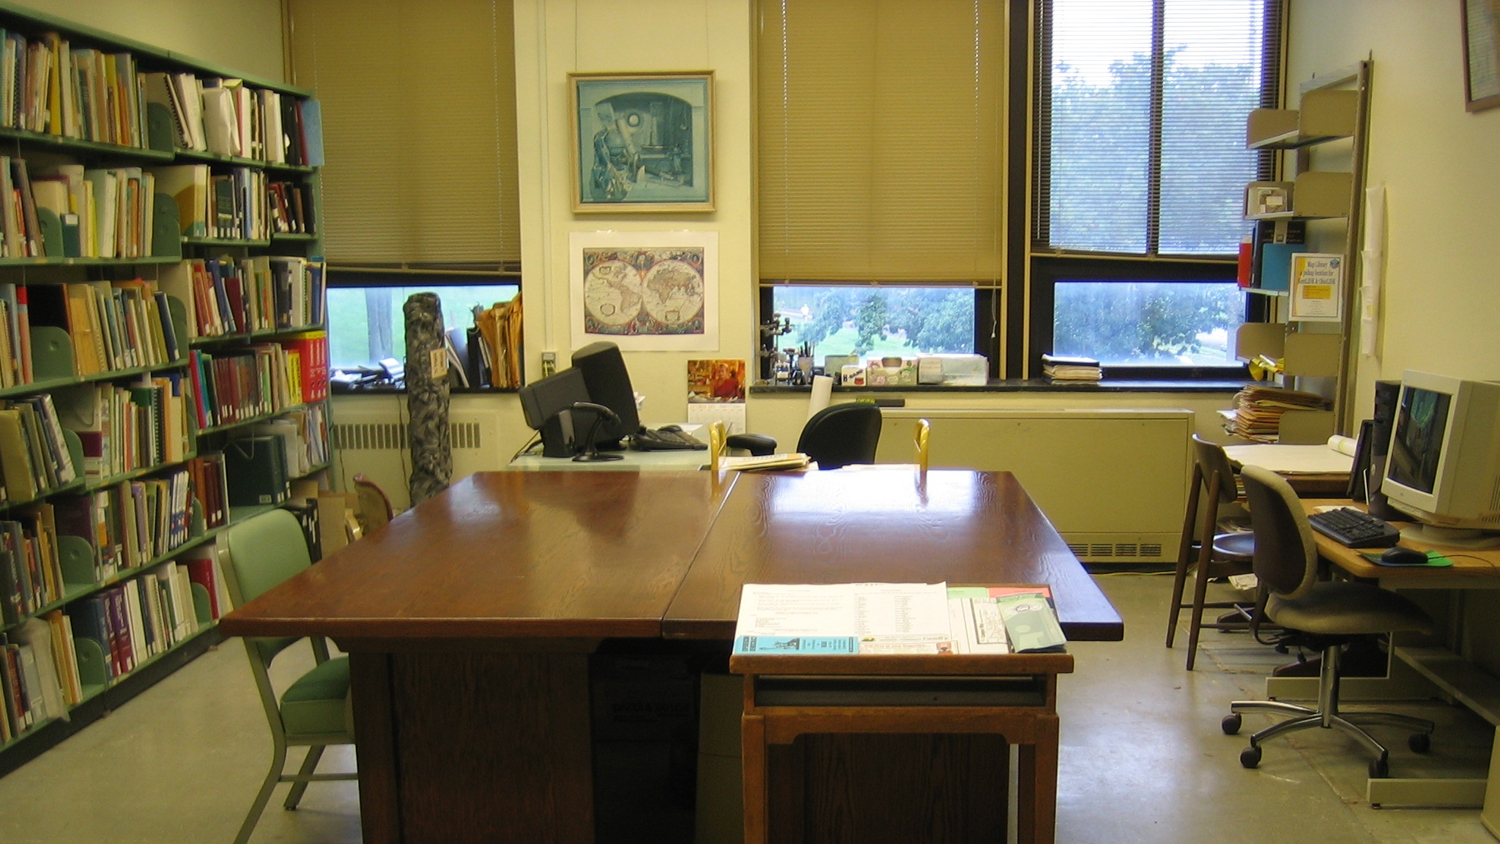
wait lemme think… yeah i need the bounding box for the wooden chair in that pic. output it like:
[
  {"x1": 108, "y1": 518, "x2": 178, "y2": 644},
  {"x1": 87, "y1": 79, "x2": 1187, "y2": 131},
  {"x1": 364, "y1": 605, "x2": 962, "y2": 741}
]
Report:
[
  {"x1": 1166, "y1": 435, "x2": 1257, "y2": 670},
  {"x1": 218, "y1": 509, "x2": 358, "y2": 844},
  {"x1": 353, "y1": 473, "x2": 394, "y2": 534},
  {"x1": 914, "y1": 418, "x2": 931, "y2": 473}
]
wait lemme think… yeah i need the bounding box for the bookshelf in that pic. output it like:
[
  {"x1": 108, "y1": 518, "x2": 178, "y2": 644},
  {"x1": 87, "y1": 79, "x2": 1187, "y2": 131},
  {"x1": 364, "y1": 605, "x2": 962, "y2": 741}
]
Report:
[
  {"x1": 0, "y1": 2, "x2": 329, "y2": 775},
  {"x1": 1234, "y1": 61, "x2": 1371, "y2": 443}
]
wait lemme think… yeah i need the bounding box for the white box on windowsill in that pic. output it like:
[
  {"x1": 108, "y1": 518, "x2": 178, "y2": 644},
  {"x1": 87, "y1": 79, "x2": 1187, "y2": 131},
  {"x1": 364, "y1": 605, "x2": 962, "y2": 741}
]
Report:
[{"x1": 917, "y1": 354, "x2": 988, "y2": 386}]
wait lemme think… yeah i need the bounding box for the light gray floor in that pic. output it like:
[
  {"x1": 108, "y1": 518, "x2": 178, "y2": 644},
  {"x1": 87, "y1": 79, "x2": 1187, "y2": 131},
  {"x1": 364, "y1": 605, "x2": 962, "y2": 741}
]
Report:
[{"x1": 0, "y1": 572, "x2": 1492, "y2": 843}]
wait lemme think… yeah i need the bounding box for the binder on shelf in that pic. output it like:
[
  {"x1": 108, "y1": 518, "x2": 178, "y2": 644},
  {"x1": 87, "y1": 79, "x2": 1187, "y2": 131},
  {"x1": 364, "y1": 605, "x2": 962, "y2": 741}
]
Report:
[{"x1": 224, "y1": 435, "x2": 290, "y2": 508}]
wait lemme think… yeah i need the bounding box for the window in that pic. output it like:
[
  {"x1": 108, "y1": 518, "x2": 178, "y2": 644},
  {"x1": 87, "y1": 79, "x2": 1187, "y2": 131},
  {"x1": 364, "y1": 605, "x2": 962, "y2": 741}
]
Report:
[
  {"x1": 769, "y1": 286, "x2": 980, "y2": 367},
  {"x1": 1027, "y1": 0, "x2": 1280, "y2": 377},
  {"x1": 327, "y1": 272, "x2": 518, "y2": 373},
  {"x1": 757, "y1": 0, "x2": 1006, "y2": 373}
]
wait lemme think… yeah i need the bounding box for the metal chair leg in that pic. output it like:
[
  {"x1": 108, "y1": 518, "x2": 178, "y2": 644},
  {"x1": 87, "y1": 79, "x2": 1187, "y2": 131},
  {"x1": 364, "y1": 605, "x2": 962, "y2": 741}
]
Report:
[
  {"x1": 283, "y1": 744, "x2": 327, "y2": 810},
  {"x1": 235, "y1": 740, "x2": 287, "y2": 844}
]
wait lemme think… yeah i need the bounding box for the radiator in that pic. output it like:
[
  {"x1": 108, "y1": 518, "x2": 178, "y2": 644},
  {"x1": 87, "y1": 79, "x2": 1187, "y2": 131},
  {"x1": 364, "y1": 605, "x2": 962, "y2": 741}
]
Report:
[
  {"x1": 329, "y1": 404, "x2": 509, "y2": 512},
  {"x1": 873, "y1": 408, "x2": 1192, "y2": 564}
]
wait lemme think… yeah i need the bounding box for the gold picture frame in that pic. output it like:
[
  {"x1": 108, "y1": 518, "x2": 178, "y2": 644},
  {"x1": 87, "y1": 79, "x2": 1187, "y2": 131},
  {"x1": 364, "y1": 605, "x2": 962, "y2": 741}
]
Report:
[{"x1": 569, "y1": 71, "x2": 714, "y2": 212}]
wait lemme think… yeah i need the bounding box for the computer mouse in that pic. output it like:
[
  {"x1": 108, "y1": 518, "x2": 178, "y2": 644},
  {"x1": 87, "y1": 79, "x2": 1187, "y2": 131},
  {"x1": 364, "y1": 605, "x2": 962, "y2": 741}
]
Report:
[
  {"x1": 659, "y1": 424, "x2": 682, "y2": 433},
  {"x1": 1379, "y1": 546, "x2": 1430, "y2": 566}
]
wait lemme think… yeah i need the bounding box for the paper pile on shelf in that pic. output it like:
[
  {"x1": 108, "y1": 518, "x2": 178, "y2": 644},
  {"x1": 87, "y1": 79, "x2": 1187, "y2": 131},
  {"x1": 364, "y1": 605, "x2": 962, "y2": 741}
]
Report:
[
  {"x1": 1041, "y1": 354, "x2": 1102, "y2": 382},
  {"x1": 1227, "y1": 385, "x2": 1327, "y2": 441}
]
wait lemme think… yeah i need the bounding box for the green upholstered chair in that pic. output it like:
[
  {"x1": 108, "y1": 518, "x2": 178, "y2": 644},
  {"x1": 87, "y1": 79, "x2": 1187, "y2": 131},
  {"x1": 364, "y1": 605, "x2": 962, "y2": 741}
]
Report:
[
  {"x1": 1221, "y1": 466, "x2": 1434, "y2": 778},
  {"x1": 218, "y1": 509, "x2": 357, "y2": 844}
]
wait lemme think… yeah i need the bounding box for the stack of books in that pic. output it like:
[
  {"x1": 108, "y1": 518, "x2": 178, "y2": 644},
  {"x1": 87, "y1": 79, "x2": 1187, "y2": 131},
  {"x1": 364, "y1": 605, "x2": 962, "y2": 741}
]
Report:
[
  {"x1": 1041, "y1": 354, "x2": 1102, "y2": 382},
  {"x1": 1226, "y1": 385, "x2": 1327, "y2": 441}
]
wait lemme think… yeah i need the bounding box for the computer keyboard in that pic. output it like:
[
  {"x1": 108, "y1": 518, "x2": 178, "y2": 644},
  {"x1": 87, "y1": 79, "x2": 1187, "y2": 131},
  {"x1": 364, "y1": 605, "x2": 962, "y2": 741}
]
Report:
[
  {"x1": 1307, "y1": 507, "x2": 1402, "y2": 548},
  {"x1": 629, "y1": 426, "x2": 707, "y2": 451}
]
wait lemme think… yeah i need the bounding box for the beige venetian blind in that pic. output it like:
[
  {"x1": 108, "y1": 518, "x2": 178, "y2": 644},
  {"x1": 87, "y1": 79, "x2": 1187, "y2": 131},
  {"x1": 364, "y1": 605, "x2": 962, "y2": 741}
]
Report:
[
  {"x1": 758, "y1": 0, "x2": 1005, "y2": 282},
  {"x1": 286, "y1": 0, "x2": 520, "y2": 267}
]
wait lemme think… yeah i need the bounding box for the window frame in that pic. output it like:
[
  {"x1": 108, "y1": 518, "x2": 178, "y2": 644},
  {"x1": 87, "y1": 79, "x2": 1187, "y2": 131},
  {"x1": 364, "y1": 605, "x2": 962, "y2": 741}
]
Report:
[{"x1": 1022, "y1": 0, "x2": 1283, "y2": 380}]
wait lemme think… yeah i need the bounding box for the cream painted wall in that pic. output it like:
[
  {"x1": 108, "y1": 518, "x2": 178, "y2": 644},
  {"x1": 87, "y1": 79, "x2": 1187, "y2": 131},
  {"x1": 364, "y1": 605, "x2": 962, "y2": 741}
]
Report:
[
  {"x1": 19, "y1": 0, "x2": 285, "y2": 82},
  {"x1": 1288, "y1": 1, "x2": 1500, "y2": 421},
  {"x1": 511, "y1": 0, "x2": 757, "y2": 435}
]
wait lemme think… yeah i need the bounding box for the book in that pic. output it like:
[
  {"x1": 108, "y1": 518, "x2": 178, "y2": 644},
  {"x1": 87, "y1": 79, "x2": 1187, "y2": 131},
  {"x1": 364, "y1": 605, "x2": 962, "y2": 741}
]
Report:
[
  {"x1": 148, "y1": 164, "x2": 208, "y2": 238},
  {"x1": 1041, "y1": 353, "x2": 1102, "y2": 382}
]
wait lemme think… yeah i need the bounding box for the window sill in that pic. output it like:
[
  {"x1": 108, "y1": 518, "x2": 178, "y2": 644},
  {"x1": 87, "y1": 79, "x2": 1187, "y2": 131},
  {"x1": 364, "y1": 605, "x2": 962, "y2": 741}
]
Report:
[{"x1": 749, "y1": 378, "x2": 1251, "y2": 395}]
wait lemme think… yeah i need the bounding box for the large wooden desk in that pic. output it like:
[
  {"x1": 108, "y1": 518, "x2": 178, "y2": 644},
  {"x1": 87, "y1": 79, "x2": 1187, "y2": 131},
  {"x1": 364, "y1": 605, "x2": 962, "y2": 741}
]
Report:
[
  {"x1": 220, "y1": 469, "x2": 1123, "y2": 844},
  {"x1": 1271, "y1": 500, "x2": 1500, "y2": 817}
]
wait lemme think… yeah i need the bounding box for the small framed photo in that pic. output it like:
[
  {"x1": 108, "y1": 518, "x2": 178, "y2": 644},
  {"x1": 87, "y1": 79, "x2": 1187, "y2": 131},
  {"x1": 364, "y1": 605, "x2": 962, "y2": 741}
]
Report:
[
  {"x1": 1245, "y1": 181, "x2": 1293, "y2": 218},
  {"x1": 1464, "y1": 0, "x2": 1500, "y2": 112},
  {"x1": 570, "y1": 71, "x2": 714, "y2": 212}
]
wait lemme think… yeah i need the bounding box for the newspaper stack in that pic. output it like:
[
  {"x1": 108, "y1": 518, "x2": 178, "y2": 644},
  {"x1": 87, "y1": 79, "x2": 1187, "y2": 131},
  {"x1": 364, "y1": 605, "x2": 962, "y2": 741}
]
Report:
[
  {"x1": 1227, "y1": 385, "x2": 1327, "y2": 441},
  {"x1": 1041, "y1": 354, "x2": 1102, "y2": 382}
]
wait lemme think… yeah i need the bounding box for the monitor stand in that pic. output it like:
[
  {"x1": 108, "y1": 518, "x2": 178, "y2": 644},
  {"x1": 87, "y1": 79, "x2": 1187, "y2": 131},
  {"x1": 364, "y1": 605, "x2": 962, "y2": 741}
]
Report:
[{"x1": 1399, "y1": 523, "x2": 1500, "y2": 550}]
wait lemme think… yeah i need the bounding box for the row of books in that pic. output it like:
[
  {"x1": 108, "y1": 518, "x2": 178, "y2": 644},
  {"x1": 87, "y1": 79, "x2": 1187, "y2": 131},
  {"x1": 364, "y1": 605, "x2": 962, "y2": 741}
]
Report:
[
  {"x1": 0, "y1": 395, "x2": 78, "y2": 506},
  {"x1": 161, "y1": 256, "x2": 325, "y2": 340},
  {"x1": 154, "y1": 164, "x2": 274, "y2": 241},
  {"x1": 0, "y1": 616, "x2": 72, "y2": 742},
  {"x1": 54, "y1": 376, "x2": 190, "y2": 484},
  {"x1": 0, "y1": 508, "x2": 65, "y2": 626},
  {"x1": 66, "y1": 554, "x2": 216, "y2": 686},
  {"x1": 5, "y1": 160, "x2": 159, "y2": 260},
  {"x1": 268, "y1": 180, "x2": 312, "y2": 235},
  {"x1": 189, "y1": 344, "x2": 298, "y2": 430},
  {"x1": 1, "y1": 30, "x2": 149, "y2": 148},
  {"x1": 1226, "y1": 385, "x2": 1327, "y2": 441},
  {"x1": 147, "y1": 71, "x2": 321, "y2": 166},
  {"x1": 22, "y1": 280, "x2": 181, "y2": 380}
]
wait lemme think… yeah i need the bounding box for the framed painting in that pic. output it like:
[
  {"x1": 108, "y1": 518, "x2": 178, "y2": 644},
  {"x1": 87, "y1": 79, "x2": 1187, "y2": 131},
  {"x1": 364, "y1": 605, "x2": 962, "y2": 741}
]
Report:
[
  {"x1": 569, "y1": 230, "x2": 719, "y2": 351},
  {"x1": 1464, "y1": 0, "x2": 1500, "y2": 112},
  {"x1": 570, "y1": 71, "x2": 714, "y2": 212}
]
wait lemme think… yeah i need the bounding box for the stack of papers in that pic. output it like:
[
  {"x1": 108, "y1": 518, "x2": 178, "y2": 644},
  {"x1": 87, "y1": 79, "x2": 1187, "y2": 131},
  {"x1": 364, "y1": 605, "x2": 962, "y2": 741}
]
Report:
[
  {"x1": 1041, "y1": 354, "x2": 1102, "y2": 382},
  {"x1": 717, "y1": 453, "x2": 811, "y2": 472},
  {"x1": 732, "y1": 582, "x2": 1066, "y2": 655},
  {"x1": 1227, "y1": 385, "x2": 1326, "y2": 441}
]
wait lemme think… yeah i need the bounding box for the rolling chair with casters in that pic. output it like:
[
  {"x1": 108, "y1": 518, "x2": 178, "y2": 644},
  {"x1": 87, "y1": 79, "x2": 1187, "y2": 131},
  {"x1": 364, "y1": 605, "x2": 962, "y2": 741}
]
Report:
[
  {"x1": 1221, "y1": 466, "x2": 1435, "y2": 778},
  {"x1": 218, "y1": 509, "x2": 358, "y2": 844},
  {"x1": 724, "y1": 403, "x2": 883, "y2": 469},
  {"x1": 1166, "y1": 435, "x2": 1258, "y2": 670}
]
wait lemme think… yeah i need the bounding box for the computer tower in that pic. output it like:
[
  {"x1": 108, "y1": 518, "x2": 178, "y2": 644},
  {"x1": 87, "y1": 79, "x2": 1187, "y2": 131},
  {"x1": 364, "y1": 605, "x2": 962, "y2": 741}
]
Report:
[
  {"x1": 1366, "y1": 380, "x2": 1402, "y2": 518},
  {"x1": 570, "y1": 341, "x2": 641, "y2": 447}
]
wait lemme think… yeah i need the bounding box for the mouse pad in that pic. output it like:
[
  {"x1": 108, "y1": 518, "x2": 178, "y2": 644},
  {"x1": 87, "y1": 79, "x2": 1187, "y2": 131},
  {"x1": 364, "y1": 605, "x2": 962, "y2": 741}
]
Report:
[{"x1": 1362, "y1": 550, "x2": 1454, "y2": 567}]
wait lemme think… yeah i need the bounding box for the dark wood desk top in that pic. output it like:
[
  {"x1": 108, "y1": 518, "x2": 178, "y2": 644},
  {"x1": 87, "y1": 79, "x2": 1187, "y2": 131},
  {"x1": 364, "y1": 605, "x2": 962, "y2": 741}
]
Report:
[
  {"x1": 665, "y1": 469, "x2": 1124, "y2": 642},
  {"x1": 220, "y1": 471, "x2": 732, "y2": 641},
  {"x1": 222, "y1": 468, "x2": 1123, "y2": 646}
]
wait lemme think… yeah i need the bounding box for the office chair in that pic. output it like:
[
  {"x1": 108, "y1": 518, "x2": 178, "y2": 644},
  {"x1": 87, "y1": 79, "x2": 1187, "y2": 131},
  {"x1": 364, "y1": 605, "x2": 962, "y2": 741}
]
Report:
[
  {"x1": 1221, "y1": 466, "x2": 1434, "y2": 778},
  {"x1": 218, "y1": 509, "x2": 358, "y2": 844},
  {"x1": 1166, "y1": 435, "x2": 1257, "y2": 670},
  {"x1": 724, "y1": 402, "x2": 884, "y2": 470}
]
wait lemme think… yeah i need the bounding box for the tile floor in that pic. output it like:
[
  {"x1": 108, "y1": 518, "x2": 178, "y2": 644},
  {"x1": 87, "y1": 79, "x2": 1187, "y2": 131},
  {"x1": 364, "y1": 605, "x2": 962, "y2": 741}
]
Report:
[{"x1": 0, "y1": 571, "x2": 1492, "y2": 844}]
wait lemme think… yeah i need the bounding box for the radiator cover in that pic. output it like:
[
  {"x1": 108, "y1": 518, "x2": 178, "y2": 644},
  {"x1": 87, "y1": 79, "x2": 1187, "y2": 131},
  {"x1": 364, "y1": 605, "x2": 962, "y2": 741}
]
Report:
[{"x1": 873, "y1": 408, "x2": 1191, "y2": 564}]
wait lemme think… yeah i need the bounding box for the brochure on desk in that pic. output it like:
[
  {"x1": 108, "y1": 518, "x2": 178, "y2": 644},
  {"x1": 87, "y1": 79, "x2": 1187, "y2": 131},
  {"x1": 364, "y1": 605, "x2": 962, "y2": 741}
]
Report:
[{"x1": 732, "y1": 583, "x2": 1066, "y2": 655}]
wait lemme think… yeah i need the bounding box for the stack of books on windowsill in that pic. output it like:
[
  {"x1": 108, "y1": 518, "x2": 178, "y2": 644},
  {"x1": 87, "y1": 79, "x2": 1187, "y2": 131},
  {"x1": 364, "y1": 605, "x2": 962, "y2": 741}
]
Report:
[
  {"x1": 1227, "y1": 385, "x2": 1327, "y2": 441},
  {"x1": 1041, "y1": 354, "x2": 1102, "y2": 382}
]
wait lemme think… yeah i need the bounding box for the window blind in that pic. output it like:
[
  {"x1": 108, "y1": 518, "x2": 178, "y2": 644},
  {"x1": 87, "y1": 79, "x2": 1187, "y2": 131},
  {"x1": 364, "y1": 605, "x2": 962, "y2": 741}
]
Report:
[
  {"x1": 1033, "y1": 0, "x2": 1280, "y2": 257},
  {"x1": 286, "y1": 0, "x2": 520, "y2": 267},
  {"x1": 757, "y1": 0, "x2": 1005, "y2": 283}
]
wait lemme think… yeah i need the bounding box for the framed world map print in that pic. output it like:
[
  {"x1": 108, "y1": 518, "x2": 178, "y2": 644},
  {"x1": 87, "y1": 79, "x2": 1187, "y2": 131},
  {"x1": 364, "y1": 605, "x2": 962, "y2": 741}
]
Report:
[{"x1": 570, "y1": 230, "x2": 719, "y2": 351}]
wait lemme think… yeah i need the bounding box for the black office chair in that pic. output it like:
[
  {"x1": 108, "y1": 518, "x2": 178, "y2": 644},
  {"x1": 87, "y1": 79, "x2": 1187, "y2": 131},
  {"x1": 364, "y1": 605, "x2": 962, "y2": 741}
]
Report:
[
  {"x1": 725, "y1": 403, "x2": 882, "y2": 470},
  {"x1": 1221, "y1": 465, "x2": 1435, "y2": 778}
]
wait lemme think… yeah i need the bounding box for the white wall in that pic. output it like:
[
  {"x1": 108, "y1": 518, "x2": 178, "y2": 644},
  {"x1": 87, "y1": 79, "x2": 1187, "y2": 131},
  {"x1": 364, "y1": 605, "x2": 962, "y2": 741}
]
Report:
[
  {"x1": 19, "y1": 0, "x2": 285, "y2": 82},
  {"x1": 1288, "y1": 0, "x2": 1500, "y2": 420}
]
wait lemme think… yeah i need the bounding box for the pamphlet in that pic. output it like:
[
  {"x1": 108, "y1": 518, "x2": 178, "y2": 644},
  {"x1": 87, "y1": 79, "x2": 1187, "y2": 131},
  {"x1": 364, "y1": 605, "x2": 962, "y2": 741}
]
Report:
[
  {"x1": 1289, "y1": 252, "x2": 1344, "y2": 322},
  {"x1": 732, "y1": 583, "x2": 1066, "y2": 655}
]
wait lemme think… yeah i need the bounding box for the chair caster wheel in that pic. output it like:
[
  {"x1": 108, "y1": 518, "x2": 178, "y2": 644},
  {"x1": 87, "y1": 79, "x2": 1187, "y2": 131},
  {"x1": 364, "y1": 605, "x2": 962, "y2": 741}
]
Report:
[
  {"x1": 1369, "y1": 754, "x2": 1389, "y2": 779},
  {"x1": 1409, "y1": 732, "x2": 1431, "y2": 754},
  {"x1": 1221, "y1": 714, "x2": 1242, "y2": 735},
  {"x1": 1239, "y1": 744, "x2": 1261, "y2": 769}
]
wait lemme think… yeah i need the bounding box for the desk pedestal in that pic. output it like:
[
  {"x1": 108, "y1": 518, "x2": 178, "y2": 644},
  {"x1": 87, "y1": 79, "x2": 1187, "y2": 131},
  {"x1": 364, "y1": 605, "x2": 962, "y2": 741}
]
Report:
[{"x1": 346, "y1": 644, "x2": 598, "y2": 844}]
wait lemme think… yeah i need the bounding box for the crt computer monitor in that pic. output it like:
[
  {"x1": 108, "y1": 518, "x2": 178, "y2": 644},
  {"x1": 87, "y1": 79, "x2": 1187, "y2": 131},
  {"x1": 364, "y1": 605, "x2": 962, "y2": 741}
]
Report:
[
  {"x1": 1380, "y1": 370, "x2": 1500, "y2": 540},
  {"x1": 570, "y1": 341, "x2": 641, "y2": 447}
]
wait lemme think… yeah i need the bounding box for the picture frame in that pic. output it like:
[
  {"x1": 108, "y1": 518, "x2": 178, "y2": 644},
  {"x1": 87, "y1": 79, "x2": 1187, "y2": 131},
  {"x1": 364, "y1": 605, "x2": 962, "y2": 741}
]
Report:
[
  {"x1": 569, "y1": 230, "x2": 719, "y2": 351},
  {"x1": 1463, "y1": 0, "x2": 1500, "y2": 112},
  {"x1": 570, "y1": 71, "x2": 714, "y2": 212}
]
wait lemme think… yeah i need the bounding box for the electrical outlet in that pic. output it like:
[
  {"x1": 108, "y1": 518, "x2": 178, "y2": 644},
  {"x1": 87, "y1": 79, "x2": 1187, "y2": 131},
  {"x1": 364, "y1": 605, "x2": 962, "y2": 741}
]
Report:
[{"x1": 541, "y1": 351, "x2": 557, "y2": 377}]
